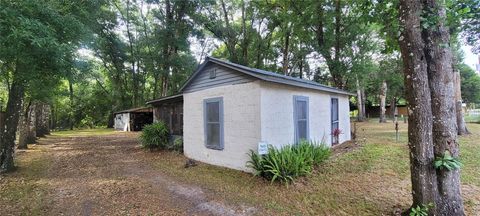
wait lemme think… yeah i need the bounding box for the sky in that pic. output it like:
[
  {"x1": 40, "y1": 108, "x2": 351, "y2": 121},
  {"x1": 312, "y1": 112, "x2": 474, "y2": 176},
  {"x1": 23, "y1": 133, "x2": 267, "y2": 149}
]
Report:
[{"x1": 462, "y1": 44, "x2": 479, "y2": 71}]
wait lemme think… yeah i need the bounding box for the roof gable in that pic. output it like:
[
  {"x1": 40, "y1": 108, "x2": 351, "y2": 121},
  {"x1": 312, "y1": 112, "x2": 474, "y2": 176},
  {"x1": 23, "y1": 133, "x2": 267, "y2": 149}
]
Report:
[
  {"x1": 180, "y1": 61, "x2": 255, "y2": 93},
  {"x1": 179, "y1": 57, "x2": 354, "y2": 96}
]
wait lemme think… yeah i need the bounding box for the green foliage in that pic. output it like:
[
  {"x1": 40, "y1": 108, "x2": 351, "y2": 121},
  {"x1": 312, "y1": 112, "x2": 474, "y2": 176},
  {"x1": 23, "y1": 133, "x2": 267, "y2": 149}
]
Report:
[
  {"x1": 449, "y1": 0, "x2": 480, "y2": 53},
  {"x1": 459, "y1": 63, "x2": 480, "y2": 104},
  {"x1": 247, "y1": 141, "x2": 330, "y2": 184},
  {"x1": 410, "y1": 203, "x2": 434, "y2": 216},
  {"x1": 171, "y1": 137, "x2": 184, "y2": 153},
  {"x1": 420, "y1": 7, "x2": 441, "y2": 30},
  {"x1": 139, "y1": 122, "x2": 169, "y2": 150},
  {"x1": 247, "y1": 149, "x2": 265, "y2": 177},
  {"x1": 434, "y1": 151, "x2": 462, "y2": 171}
]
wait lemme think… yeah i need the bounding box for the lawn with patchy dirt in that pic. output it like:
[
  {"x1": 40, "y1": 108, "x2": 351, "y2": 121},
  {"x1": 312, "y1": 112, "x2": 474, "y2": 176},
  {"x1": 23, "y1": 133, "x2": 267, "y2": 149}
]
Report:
[{"x1": 0, "y1": 123, "x2": 479, "y2": 215}]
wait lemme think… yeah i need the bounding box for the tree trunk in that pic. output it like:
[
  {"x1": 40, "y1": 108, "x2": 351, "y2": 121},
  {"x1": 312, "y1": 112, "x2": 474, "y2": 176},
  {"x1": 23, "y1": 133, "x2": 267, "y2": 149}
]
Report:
[
  {"x1": 220, "y1": 0, "x2": 237, "y2": 63},
  {"x1": 390, "y1": 96, "x2": 397, "y2": 119},
  {"x1": 398, "y1": 0, "x2": 438, "y2": 210},
  {"x1": 125, "y1": 0, "x2": 138, "y2": 107},
  {"x1": 399, "y1": 0, "x2": 465, "y2": 214},
  {"x1": 107, "y1": 110, "x2": 114, "y2": 128},
  {"x1": 240, "y1": 0, "x2": 248, "y2": 65},
  {"x1": 379, "y1": 80, "x2": 387, "y2": 123},
  {"x1": 0, "y1": 74, "x2": 25, "y2": 173},
  {"x1": 361, "y1": 87, "x2": 366, "y2": 119},
  {"x1": 68, "y1": 79, "x2": 74, "y2": 130},
  {"x1": 18, "y1": 101, "x2": 37, "y2": 149},
  {"x1": 282, "y1": 28, "x2": 290, "y2": 75},
  {"x1": 315, "y1": 1, "x2": 344, "y2": 89},
  {"x1": 423, "y1": 0, "x2": 464, "y2": 213},
  {"x1": 35, "y1": 102, "x2": 50, "y2": 137},
  {"x1": 454, "y1": 71, "x2": 469, "y2": 135},
  {"x1": 50, "y1": 105, "x2": 56, "y2": 131},
  {"x1": 17, "y1": 102, "x2": 29, "y2": 150},
  {"x1": 333, "y1": 0, "x2": 342, "y2": 88},
  {"x1": 356, "y1": 78, "x2": 365, "y2": 121},
  {"x1": 299, "y1": 55, "x2": 304, "y2": 79}
]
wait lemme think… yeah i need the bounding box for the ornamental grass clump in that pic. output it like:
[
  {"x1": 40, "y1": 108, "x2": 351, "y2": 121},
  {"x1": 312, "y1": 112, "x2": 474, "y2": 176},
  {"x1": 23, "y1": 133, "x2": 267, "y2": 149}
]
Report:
[
  {"x1": 247, "y1": 140, "x2": 330, "y2": 184},
  {"x1": 139, "y1": 121, "x2": 169, "y2": 150}
]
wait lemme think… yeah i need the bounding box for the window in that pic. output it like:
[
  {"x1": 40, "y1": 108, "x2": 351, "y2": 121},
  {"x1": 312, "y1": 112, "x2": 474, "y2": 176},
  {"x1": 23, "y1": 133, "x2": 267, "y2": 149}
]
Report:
[
  {"x1": 294, "y1": 96, "x2": 309, "y2": 143},
  {"x1": 331, "y1": 98, "x2": 339, "y2": 145},
  {"x1": 209, "y1": 69, "x2": 217, "y2": 79},
  {"x1": 204, "y1": 97, "x2": 223, "y2": 150}
]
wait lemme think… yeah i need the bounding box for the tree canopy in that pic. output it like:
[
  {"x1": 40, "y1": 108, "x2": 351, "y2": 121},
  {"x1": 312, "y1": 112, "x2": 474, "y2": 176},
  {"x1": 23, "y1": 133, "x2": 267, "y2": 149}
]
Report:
[{"x1": 1, "y1": 0, "x2": 477, "y2": 129}]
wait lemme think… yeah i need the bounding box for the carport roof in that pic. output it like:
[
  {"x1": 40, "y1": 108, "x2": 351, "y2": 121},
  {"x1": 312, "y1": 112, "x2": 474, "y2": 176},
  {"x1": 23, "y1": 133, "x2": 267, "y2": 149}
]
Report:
[
  {"x1": 146, "y1": 94, "x2": 183, "y2": 105},
  {"x1": 114, "y1": 107, "x2": 153, "y2": 115}
]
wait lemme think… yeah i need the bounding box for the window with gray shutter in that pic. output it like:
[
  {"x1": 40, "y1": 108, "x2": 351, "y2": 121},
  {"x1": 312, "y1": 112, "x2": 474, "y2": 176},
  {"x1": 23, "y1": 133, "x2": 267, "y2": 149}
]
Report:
[
  {"x1": 204, "y1": 97, "x2": 224, "y2": 150},
  {"x1": 294, "y1": 96, "x2": 309, "y2": 144},
  {"x1": 331, "y1": 98, "x2": 339, "y2": 144}
]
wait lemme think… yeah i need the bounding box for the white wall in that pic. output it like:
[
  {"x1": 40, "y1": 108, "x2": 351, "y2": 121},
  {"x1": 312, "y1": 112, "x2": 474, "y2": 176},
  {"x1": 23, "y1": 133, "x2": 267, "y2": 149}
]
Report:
[
  {"x1": 260, "y1": 81, "x2": 351, "y2": 148},
  {"x1": 183, "y1": 81, "x2": 262, "y2": 171},
  {"x1": 183, "y1": 80, "x2": 352, "y2": 172},
  {"x1": 114, "y1": 113, "x2": 130, "y2": 131}
]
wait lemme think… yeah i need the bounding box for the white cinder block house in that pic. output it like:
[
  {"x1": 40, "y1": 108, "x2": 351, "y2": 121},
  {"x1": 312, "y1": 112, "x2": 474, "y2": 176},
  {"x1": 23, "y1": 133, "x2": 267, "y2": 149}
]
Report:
[{"x1": 179, "y1": 57, "x2": 353, "y2": 171}]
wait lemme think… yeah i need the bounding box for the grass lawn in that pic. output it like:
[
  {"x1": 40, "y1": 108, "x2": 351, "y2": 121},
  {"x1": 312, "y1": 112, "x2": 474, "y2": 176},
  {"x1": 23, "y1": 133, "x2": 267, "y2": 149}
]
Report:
[
  {"x1": 51, "y1": 128, "x2": 117, "y2": 137},
  {"x1": 465, "y1": 115, "x2": 480, "y2": 123},
  {"x1": 149, "y1": 121, "x2": 480, "y2": 215},
  {"x1": 1, "y1": 122, "x2": 478, "y2": 215},
  {"x1": 0, "y1": 146, "x2": 52, "y2": 215}
]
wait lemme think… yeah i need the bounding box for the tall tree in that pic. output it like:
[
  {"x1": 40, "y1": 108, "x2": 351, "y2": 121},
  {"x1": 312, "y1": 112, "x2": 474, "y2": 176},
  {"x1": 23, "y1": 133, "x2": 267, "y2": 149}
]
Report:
[
  {"x1": 0, "y1": 0, "x2": 100, "y2": 173},
  {"x1": 379, "y1": 80, "x2": 387, "y2": 123},
  {"x1": 398, "y1": 0, "x2": 464, "y2": 214},
  {"x1": 18, "y1": 101, "x2": 37, "y2": 149}
]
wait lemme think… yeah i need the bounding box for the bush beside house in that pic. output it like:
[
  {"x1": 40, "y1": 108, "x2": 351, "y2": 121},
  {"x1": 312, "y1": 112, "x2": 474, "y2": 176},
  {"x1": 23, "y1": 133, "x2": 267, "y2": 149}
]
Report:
[
  {"x1": 139, "y1": 122, "x2": 170, "y2": 150},
  {"x1": 247, "y1": 140, "x2": 330, "y2": 184},
  {"x1": 139, "y1": 121, "x2": 184, "y2": 152}
]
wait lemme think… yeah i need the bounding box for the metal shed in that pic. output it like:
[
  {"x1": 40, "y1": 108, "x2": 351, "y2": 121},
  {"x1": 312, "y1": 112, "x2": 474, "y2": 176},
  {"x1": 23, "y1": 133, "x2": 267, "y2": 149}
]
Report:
[{"x1": 113, "y1": 107, "x2": 153, "y2": 131}]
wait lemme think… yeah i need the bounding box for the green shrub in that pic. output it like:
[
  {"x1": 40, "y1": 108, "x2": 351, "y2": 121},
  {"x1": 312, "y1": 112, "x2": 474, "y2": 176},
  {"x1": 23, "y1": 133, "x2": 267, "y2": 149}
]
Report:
[
  {"x1": 296, "y1": 140, "x2": 331, "y2": 166},
  {"x1": 247, "y1": 140, "x2": 331, "y2": 184},
  {"x1": 410, "y1": 203, "x2": 433, "y2": 216},
  {"x1": 171, "y1": 136, "x2": 183, "y2": 152},
  {"x1": 139, "y1": 122, "x2": 169, "y2": 150},
  {"x1": 247, "y1": 149, "x2": 265, "y2": 177},
  {"x1": 434, "y1": 150, "x2": 462, "y2": 171}
]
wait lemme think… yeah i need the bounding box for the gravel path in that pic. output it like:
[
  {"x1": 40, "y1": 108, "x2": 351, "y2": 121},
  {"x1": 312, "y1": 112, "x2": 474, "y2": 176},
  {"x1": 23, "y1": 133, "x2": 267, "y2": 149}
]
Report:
[{"x1": 35, "y1": 132, "x2": 255, "y2": 216}]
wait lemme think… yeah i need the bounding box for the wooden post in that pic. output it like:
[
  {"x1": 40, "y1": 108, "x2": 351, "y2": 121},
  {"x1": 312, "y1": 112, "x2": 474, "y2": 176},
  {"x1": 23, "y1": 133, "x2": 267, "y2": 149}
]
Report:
[
  {"x1": 395, "y1": 121, "x2": 399, "y2": 142},
  {"x1": 395, "y1": 111, "x2": 399, "y2": 142}
]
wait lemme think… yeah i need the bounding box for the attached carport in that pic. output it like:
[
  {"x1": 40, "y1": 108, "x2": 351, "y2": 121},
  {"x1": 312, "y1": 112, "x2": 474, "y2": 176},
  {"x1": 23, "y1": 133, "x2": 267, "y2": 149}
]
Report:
[{"x1": 146, "y1": 94, "x2": 183, "y2": 136}]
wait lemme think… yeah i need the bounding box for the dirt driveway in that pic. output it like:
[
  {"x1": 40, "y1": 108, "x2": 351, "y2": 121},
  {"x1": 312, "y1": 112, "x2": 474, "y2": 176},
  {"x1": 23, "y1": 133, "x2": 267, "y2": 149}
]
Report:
[{"x1": 3, "y1": 132, "x2": 255, "y2": 216}]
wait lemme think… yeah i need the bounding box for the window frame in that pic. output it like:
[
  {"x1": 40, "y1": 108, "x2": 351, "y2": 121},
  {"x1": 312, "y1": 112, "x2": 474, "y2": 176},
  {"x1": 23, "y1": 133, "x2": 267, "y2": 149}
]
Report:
[
  {"x1": 293, "y1": 95, "x2": 309, "y2": 144},
  {"x1": 203, "y1": 97, "x2": 224, "y2": 150},
  {"x1": 209, "y1": 68, "x2": 217, "y2": 79},
  {"x1": 331, "y1": 97, "x2": 339, "y2": 145}
]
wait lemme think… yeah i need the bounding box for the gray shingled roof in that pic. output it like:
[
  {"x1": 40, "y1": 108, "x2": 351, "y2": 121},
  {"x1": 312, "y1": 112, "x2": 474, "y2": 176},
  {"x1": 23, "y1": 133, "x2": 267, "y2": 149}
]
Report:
[{"x1": 179, "y1": 56, "x2": 355, "y2": 96}]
